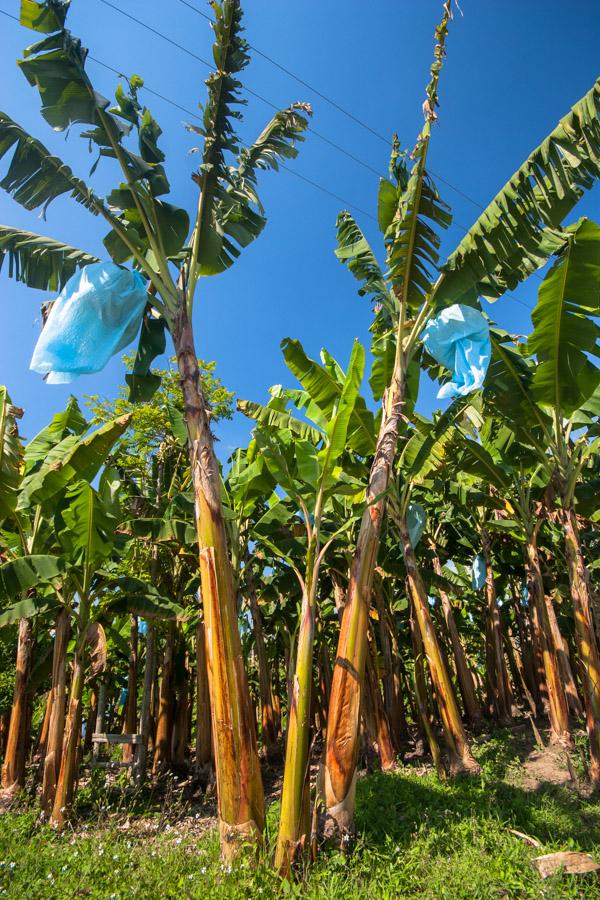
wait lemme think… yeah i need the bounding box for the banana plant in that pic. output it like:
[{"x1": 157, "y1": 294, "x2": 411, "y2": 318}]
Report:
[
  {"x1": 453, "y1": 415, "x2": 577, "y2": 743},
  {"x1": 325, "y1": 3, "x2": 600, "y2": 838},
  {"x1": 0, "y1": 395, "x2": 130, "y2": 799},
  {"x1": 482, "y1": 218, "x2": 600, "y2": 779},
  {"x1": 0, "y1": 0, "x2": 311, "y2": 853},
  {"x1": 386, "y1": 402, "x2": 480, "y2": 774},
  {"x1": 239, "y1": 336, "x2": 367, "y2": 873}
]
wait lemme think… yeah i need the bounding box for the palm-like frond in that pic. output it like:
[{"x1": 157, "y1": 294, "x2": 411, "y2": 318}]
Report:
[
  {"x1": 193, "y1": 2, "x2": 310, "y2": 276},
  {"x1": 438, "y1": 78, "x2": 600, "y2": 305},
  {"x1": 335, "y1": 211, "x2": 395, "y2": 324},
  {"x1": 233, "y1": 103, "x2": 311, "y2": 205},
  {"x1": 0, "y1": 386, "x2": 23, "y2": 523},
  {"x1": 384, "y1": 6, "x2": 453, "y2": 312},
  {"x1": 0, "y1": 111, "x2": 98, "y2": 215},
  {"x1": 527, "y1": 217, "x2": 600, "y2": 416},
  {"x1": 237, "y1": 399, "x2": 323, "y2": 445},
  {"x1": 0, "y1": 224, "x2": 98, "y2": 291}
]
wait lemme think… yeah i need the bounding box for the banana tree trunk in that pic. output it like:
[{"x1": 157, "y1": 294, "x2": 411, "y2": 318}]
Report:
[
  {"x1": 324, "y1": 375, "x2": 404, "y2": 839},
  {"x1": 1, "y1": 616, "x2": 34, "y2": 793},
  {"x1": 41, "y1": 609, "x2": 69, "y2": 814},
  {"x1": 248, "y1": 588, "x2": 277, "y2": 757},
  {"x1": 544, "y1": 592, "x2": 584, "y2": 719},
  {"x1": 401, "y1": 523, "x2": 479, "y2": 775},
  {"x1": 505, "y1": 627, "x2": 537, "y2": 717},
  {"x1": 528, "y1": 589, "x2": 549, "y2": 713},
  {"x1": 514, "y1": 588, "x2": 542, "y2": 713},
  {"x1": 134, "y1": 622, "x2": 157, "y2": 786},
  {"x1": 50, "y1": 650, "x2": 85, "y2": 826},
  {"x1": 374, "y1": 584, "x2": 408, "y2": 749},
  {"x1": 481, "y1": 531, "x2": 512, "y2": 725},
  {"x1": 172, "y1": 647, "x2": 190, "y2": 771},
  {"x1": 153, "y1": 622, "x2": 176, "y2": 774},
  {"x1": 274, "y1": 545, "x2": 317, "y2": 875},
  {"x1": 432, "y1": 555, "x2": 482, "y2": 727},
  {"x1": 525, "y1": 538, "x2": 571, "y2": 743},
  {"x1": 122, "y1": 616, "x2": 138, "y2": 764},
  {"x1": 561, "y1": 505, "x2": 600, "y2": 783},
  {"x1": 364, "y1": 631, "x2": 396, "y2": 771},
  {"x1": 410, "y1": 607, "x2": 446, "y2": 779},
  {"x1": 174, "y1": 302, "x2": 264, "y2": 854},
  {"x1": 195, "y1": 620, "x2": 213, "y2": 773}
]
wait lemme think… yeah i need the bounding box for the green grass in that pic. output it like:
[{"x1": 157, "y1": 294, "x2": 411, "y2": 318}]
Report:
[{"x1": 1, "y1": 731, "x2": 600, "y2": 898}]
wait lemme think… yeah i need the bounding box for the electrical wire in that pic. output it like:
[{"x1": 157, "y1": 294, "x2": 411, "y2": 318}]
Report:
[{"x1": 0, "y1": 5, "x2": 537, "y2": 313}]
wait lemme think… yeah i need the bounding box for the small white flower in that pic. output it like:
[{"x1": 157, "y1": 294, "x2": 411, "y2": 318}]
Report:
[
  {"x1": 200, "y1": 866, "x2": 206, "y2": 874},
  {"x1": 62, "y1": 865, "x2": 68, "y2": 872},
  {"x1": 175, "y1": 838, "x2": 182, "y2": 845},
  {"x1": 113, "y1": 854, "x2": 119, "y2": 861},
  {"x1": 9, "y1": 863, "x2": 15, "y2": 870},
  {"x1": 98, "y1": 848, "x2": 104, "y2": 857},
  {"x1": 188, "y1": 875, "x2": 194, "y2": 881}
]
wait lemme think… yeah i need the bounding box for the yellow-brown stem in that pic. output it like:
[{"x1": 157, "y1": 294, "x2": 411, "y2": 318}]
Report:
[
  {"x1": 525, "y1": 539, "x2": 571, "y2": 743},
  {"x1": 174, "y1": 301, "x2": 263, "y2": 855},
  {"x1": 402, "y1": 523, "x2": 479, "y2": 775},
  {"x1": 41, "y1": 609, "x2": 69, "y2": 814},
  {"x1": 1, "y1": 617, "x2": 34, "y2": 793},
  {"x1": 432, "y1": 555, "x2": 482, "y2": 727},
  {"x1": 561, "y1": 506, "x2": 600, "y2": 783}
]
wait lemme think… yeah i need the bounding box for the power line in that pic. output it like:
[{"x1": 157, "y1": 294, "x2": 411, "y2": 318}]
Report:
[
  {"x1": 97, "y1": 0, "x2": 384, "y2": 180},
  {"x1": 174, "y1": 0, "x2": 491, "y2": 214},
  {"x1": 0, "y1": 5, "x2": 536, "y2": 314},
  {"x1": 91, "y1": 0, "x2": 544, "y2": 297},
  {"x1": 175, "y1": 0, "x2": 392, "y2": 147}
]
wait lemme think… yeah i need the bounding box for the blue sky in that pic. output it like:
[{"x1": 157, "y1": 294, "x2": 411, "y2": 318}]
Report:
[{"x1": 0, "y1": 0, "x2": 598, "y2": 455}]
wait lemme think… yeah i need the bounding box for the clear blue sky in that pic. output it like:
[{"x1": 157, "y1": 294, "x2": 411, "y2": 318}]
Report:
[{"x1": 1, "y1": 0, "x2": 598, "y2": 454}]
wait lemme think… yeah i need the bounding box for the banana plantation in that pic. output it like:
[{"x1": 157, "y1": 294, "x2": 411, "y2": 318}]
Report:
[{"x1": 0, "y1": 0, "x2": 599, "y2": 897}]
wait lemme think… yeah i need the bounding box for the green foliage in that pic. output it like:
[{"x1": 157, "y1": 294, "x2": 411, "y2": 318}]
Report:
[
  {"x1": 0, "y1": 387, "x2": 23, "y2": 524},
  {"x1": 527, "y1": 218, "x2": 600, "y2": 416},
  {"x1": 0, "y1": 225, "x2": 98, "y2": 292},
  {"x1": 86, "y1": 354, "x2": 233, "y2": 482},
  {"x1": 438, "y1": 78, "x2": 600, "y2": 305},
  {"x1": 16, "y1": 413, "x2": 130, "y2": 510},
  {"x1": 1, "y1": 734, "x2": 599, "y2": 897}
]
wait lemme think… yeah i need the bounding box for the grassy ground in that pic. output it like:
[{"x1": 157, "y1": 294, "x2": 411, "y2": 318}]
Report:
[{"x1": 1, "y1": 727, "x2": 600, "y2": 898}]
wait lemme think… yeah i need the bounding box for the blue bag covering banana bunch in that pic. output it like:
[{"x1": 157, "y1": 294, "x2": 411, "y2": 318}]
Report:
[
  {"x1": 30, "y1": 262, "x2": 147, "y2": 383},
  {"x1": 422, "y1": 304, "x2": 491, "y2": 399}
]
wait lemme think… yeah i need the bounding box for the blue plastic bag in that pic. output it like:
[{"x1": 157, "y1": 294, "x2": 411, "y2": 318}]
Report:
[
  {"x1": 30, "y1": 262, "x2": 147, "y2": 383},
  {"x1": 138, "y1": 619, "x2": 148, "y2": 637},
  {"x1": 407, "y1": 502, "x2": 426, "y2": 548},
  {"x1": 471, "y1": 554, "x2": 486, "y2": 591},
  {"x1": 422, "y1": 304, "x2": 491, "y2": 399}
]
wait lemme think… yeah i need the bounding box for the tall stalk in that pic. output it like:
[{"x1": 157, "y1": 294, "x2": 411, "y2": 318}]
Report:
[
  {"x1": 1, "y1": 616, "x2": 34, "y2": 793},
  {"x1": 324, "y1": 1, "x2": 453, "y2": 839},
  {"x1": 481, "y1": 530, "x2": 513, "y2": 724},
  {"x1": 524, "y1": 530, "x2": 570, "y2": 742},
  {"x1": 174, "y1": 303, "x2": 264, "y2": 852},
  {"x1": 274, "y1": 538, "x2": 319, "y2": 874},
  {"x1": 561, "y1": 505, "x2": 600, "y2": 783},
  {"x1": 431, "y1": 553, "x2": 482, "y2": 726},
  {"x1": 41, "y1": 608, "x2": 69, "y2": 813},
  {"x1": 401, "y1": 520, "x2": 479, "y2": 774}
]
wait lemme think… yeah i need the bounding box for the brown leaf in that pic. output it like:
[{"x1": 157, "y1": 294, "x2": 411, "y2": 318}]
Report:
[
  {"x1": 84, "y1": 622, "x2": 107, "y2": 676},
  {"x1": 533, "y1": 851, "x2": 600, "y2": 879}
]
